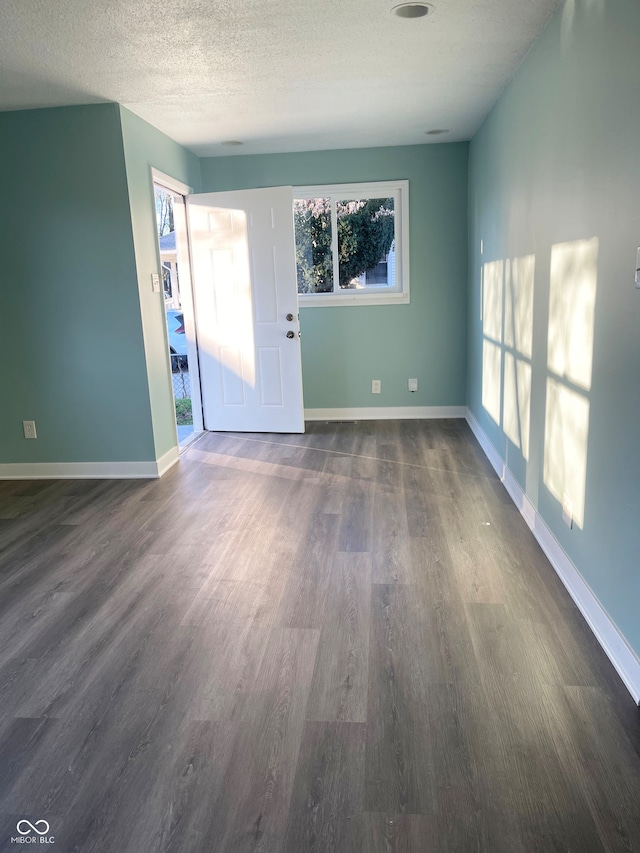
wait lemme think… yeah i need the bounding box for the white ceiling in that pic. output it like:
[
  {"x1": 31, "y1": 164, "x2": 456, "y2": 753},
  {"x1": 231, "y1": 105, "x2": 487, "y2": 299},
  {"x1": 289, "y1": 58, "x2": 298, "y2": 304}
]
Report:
[{"x1": 0, "y1": 0, "x2": 559, "y2": 156}]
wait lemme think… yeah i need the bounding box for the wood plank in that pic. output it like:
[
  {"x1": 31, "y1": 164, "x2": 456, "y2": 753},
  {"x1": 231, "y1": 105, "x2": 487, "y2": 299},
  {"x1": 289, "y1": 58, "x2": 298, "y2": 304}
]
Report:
[
  {"x1": 365, "y1": 583, "x2": 438, "y2": 814},
  {"x1": 465, "y1": 603, "x2": 605, "y2": 851},
  {"x1": 362, "y1": 811, "x2": 481, "y2": 853},
  {"x1": 122, "y1": 720, "x2": 239, "y2": 853},
  {"x1": 305, "y1": 553, "x2": 371, "y2": 722},
  {"x1": 338, "y1": 478, "x2": 373, "y2": 553},
  {"x1": 206, "y1": 626, "x2": 320, "y2": 853},
  {"x1": 283, "y1": 721, "x2": 366, "y2": 853},
  {"x1": 543, "y1": 684, "x2": 640, "y2": 852},
  {"x1": 371, "y1": 484, "x2": 412, "y2": 584},
  {"x1": 278, "y1": 509, "x2": 340, "y2": 630}
]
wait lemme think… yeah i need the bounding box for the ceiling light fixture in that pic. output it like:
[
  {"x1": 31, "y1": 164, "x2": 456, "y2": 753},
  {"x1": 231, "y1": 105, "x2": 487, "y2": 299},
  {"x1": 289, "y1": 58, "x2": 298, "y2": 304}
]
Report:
[
  {"x1": 221, "y1": 140, "x2": 243, "y2": 146},
  {"x1": 391, "y1": 2, "x2": 433, "y2": 18},
  {"x1": 425, "y1": 129, "x2": 450, "y2": 135}
]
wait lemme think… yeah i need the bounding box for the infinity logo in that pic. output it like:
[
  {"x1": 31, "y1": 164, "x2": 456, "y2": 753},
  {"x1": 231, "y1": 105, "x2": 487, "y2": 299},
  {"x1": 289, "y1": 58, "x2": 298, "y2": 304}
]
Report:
[{"x1": 16, "y1": 820, "x2": 50, "y2": 836}]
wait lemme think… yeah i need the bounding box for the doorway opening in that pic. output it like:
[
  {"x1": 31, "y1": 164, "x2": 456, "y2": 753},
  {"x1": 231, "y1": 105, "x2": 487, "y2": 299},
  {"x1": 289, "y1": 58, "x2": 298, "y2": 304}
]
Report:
[{"x1": 153, "y1": 175, "x2": 204, "y2": 448}]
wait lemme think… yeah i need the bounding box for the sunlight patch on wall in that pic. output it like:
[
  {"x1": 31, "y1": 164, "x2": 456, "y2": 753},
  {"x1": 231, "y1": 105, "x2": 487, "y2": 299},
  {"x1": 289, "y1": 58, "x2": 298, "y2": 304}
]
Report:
[
  {"x1": 543, "y1": 237, "x2": 598, "y2": 529},
  {"x1": 501, "y1": 254, "x2": 534, "y2": 458},
  {"x1": 503, "y1": 353, "x2": 532, "y2": 459},
  {"x1": 482, "y1": 260, "x2": 503, "y2": 343},
  {"x1": 482, "y1": 339, "x2": 502, "y2": 425},
  {"x1": 481, "y1": 253, "x2": 535, "y2": 451},
  {"x1": 481, "y1": 260, "x2": 504, "y2": 425},
  {"x1": 548, "y1": 238, "x2": 598, "y2": 391},
  {"x1": 504, "y1": 254, "x2": 534, "y2": 359},
  {"x1": 544, "y1": 378, "x2": 590, "y2": 528}
]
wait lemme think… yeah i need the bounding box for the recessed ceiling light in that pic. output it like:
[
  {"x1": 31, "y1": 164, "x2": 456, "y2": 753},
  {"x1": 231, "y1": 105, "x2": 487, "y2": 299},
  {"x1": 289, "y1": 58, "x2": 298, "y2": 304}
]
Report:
[
  {"x1": 221, "y1": 140, "x2": 243, "y2": 146},
  {"x1": 391, "y1": 2, "x2": 433, "y2": 18},
  {"x1": 425, "y1": 129, "x2": 450, "y2": 135}
]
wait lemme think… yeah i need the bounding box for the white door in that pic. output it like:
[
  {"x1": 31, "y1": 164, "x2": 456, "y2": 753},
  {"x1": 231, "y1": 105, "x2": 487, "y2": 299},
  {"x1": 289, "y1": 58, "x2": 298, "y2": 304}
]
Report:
[{"x1": 188, "y1": 186, "x2": 304, "y2": 433}]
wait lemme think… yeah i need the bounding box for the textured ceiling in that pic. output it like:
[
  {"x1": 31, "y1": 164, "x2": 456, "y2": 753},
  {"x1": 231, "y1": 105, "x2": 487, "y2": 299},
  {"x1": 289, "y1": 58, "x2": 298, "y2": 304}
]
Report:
[{"x1": 0, "y1": 0, "x2": 560, "y2": 156}]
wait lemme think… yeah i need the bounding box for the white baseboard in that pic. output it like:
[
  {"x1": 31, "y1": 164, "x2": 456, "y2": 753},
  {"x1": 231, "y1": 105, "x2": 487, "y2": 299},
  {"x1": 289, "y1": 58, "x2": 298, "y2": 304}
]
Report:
[
  {"x1": 305, "y1": 405, "x2": 466, "y2": 421},
  {"x1": 466, "y1": 408, "x2": 640, "y2": 705},
  {"x1": 0, "y1": 449, "x2": 180, "y2": 480},
  {"x1": 156, "y1": 446, "x2": 180, "y2": 477}
]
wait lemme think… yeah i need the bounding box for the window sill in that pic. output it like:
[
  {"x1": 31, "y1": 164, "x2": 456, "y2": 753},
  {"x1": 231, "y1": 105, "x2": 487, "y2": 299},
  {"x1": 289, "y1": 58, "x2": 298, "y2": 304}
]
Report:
[{"x1": 299, "y1": 291, "x2": 410, "y2": 308}]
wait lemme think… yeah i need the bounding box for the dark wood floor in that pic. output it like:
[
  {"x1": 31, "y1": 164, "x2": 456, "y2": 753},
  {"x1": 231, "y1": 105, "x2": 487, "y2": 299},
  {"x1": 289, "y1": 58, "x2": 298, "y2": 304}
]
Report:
[{"x1": 1, "y1": 419, "x2": 639, "y2": 852}]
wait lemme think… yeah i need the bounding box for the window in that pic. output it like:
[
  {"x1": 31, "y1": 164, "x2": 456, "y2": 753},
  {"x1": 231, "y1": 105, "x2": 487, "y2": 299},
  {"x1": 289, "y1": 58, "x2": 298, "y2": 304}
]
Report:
[{"x1": 293, "y1": 180, "x2": 409, "y2": 306}]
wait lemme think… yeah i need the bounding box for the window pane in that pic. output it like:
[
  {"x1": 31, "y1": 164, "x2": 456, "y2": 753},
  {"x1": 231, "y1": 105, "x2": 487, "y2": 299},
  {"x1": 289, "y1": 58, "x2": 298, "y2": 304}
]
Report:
[
  {"x1": 337, "y1": 197, "x2": 395, "y2": 289},
  {"x1": 293, "y1": 198, "x2": 334, "y2": 293}
]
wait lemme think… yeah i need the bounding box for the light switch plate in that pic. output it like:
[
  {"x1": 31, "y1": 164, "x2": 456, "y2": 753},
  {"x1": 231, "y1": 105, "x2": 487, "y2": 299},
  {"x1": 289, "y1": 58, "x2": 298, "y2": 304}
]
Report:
[{"x1": 152, "y1": 273, "x2": 161, "y2": 293}]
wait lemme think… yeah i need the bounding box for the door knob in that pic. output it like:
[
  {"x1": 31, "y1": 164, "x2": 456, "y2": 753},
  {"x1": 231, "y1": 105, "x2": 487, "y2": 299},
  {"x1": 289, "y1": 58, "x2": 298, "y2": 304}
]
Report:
[
  {"x1": 286, "y1": 330, "x2": 295, "y2": 338},
  {"x1": 286, "y1": 313, "x2": 295, "y2": 321}
]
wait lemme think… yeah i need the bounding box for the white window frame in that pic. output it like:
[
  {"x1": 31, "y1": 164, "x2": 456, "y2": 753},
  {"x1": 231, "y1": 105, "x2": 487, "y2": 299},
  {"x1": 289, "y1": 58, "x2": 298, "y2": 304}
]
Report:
[{"x1": 294, "y1": 180, "x2": 410, "y2": 307}]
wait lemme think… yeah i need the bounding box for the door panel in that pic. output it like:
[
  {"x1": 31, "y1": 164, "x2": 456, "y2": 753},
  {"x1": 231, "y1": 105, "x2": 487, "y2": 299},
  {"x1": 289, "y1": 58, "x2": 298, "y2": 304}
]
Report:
[
  {"x1": 188, "y1": 186, "x2": 304, "y2": 433},
  {"x1": 258, "y1": 347, "x2": 283, "y2": 406}
]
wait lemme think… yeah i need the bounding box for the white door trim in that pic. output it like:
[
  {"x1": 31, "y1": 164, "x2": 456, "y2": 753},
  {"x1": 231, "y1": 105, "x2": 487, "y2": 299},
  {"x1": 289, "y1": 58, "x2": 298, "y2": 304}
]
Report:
[
  {"x1": 151, "y1": 168, "x2": 205, "y2": 446},
  {"x1": 150, "y1": 168, "x2": 192, "y2": 197}
]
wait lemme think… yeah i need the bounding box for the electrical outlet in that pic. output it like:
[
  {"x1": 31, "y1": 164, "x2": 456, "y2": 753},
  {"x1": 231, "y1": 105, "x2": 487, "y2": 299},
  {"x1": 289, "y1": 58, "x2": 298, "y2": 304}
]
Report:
[
  {"x1": 408, "y1": 378, "x2": 418, "y2": 392},
  {"x1": 562, "y1": 492, "x2": 573, "y2": 528},
  {"x1": 23, "y1": 420, "x2": 37, "y2": 439},
  {"x1": 371, "y1": 380, "x2": 381, "y2": 394}
]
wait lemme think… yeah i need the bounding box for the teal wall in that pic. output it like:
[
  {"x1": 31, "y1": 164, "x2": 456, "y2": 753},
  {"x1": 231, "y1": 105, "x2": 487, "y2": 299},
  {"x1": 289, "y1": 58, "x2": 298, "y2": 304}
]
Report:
[
  {"x1": 119, "y1": 107, "x2": 202, "y2": 459},
  {"x1": 200, "y1": 145, "x2": 468, "y2": 409},
  {"x1": 0, "y1": 104, "x2": 156, "y2": 464},
  {"x1": 468, "y1": 0, "x2": 640, "y2": 654}
]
